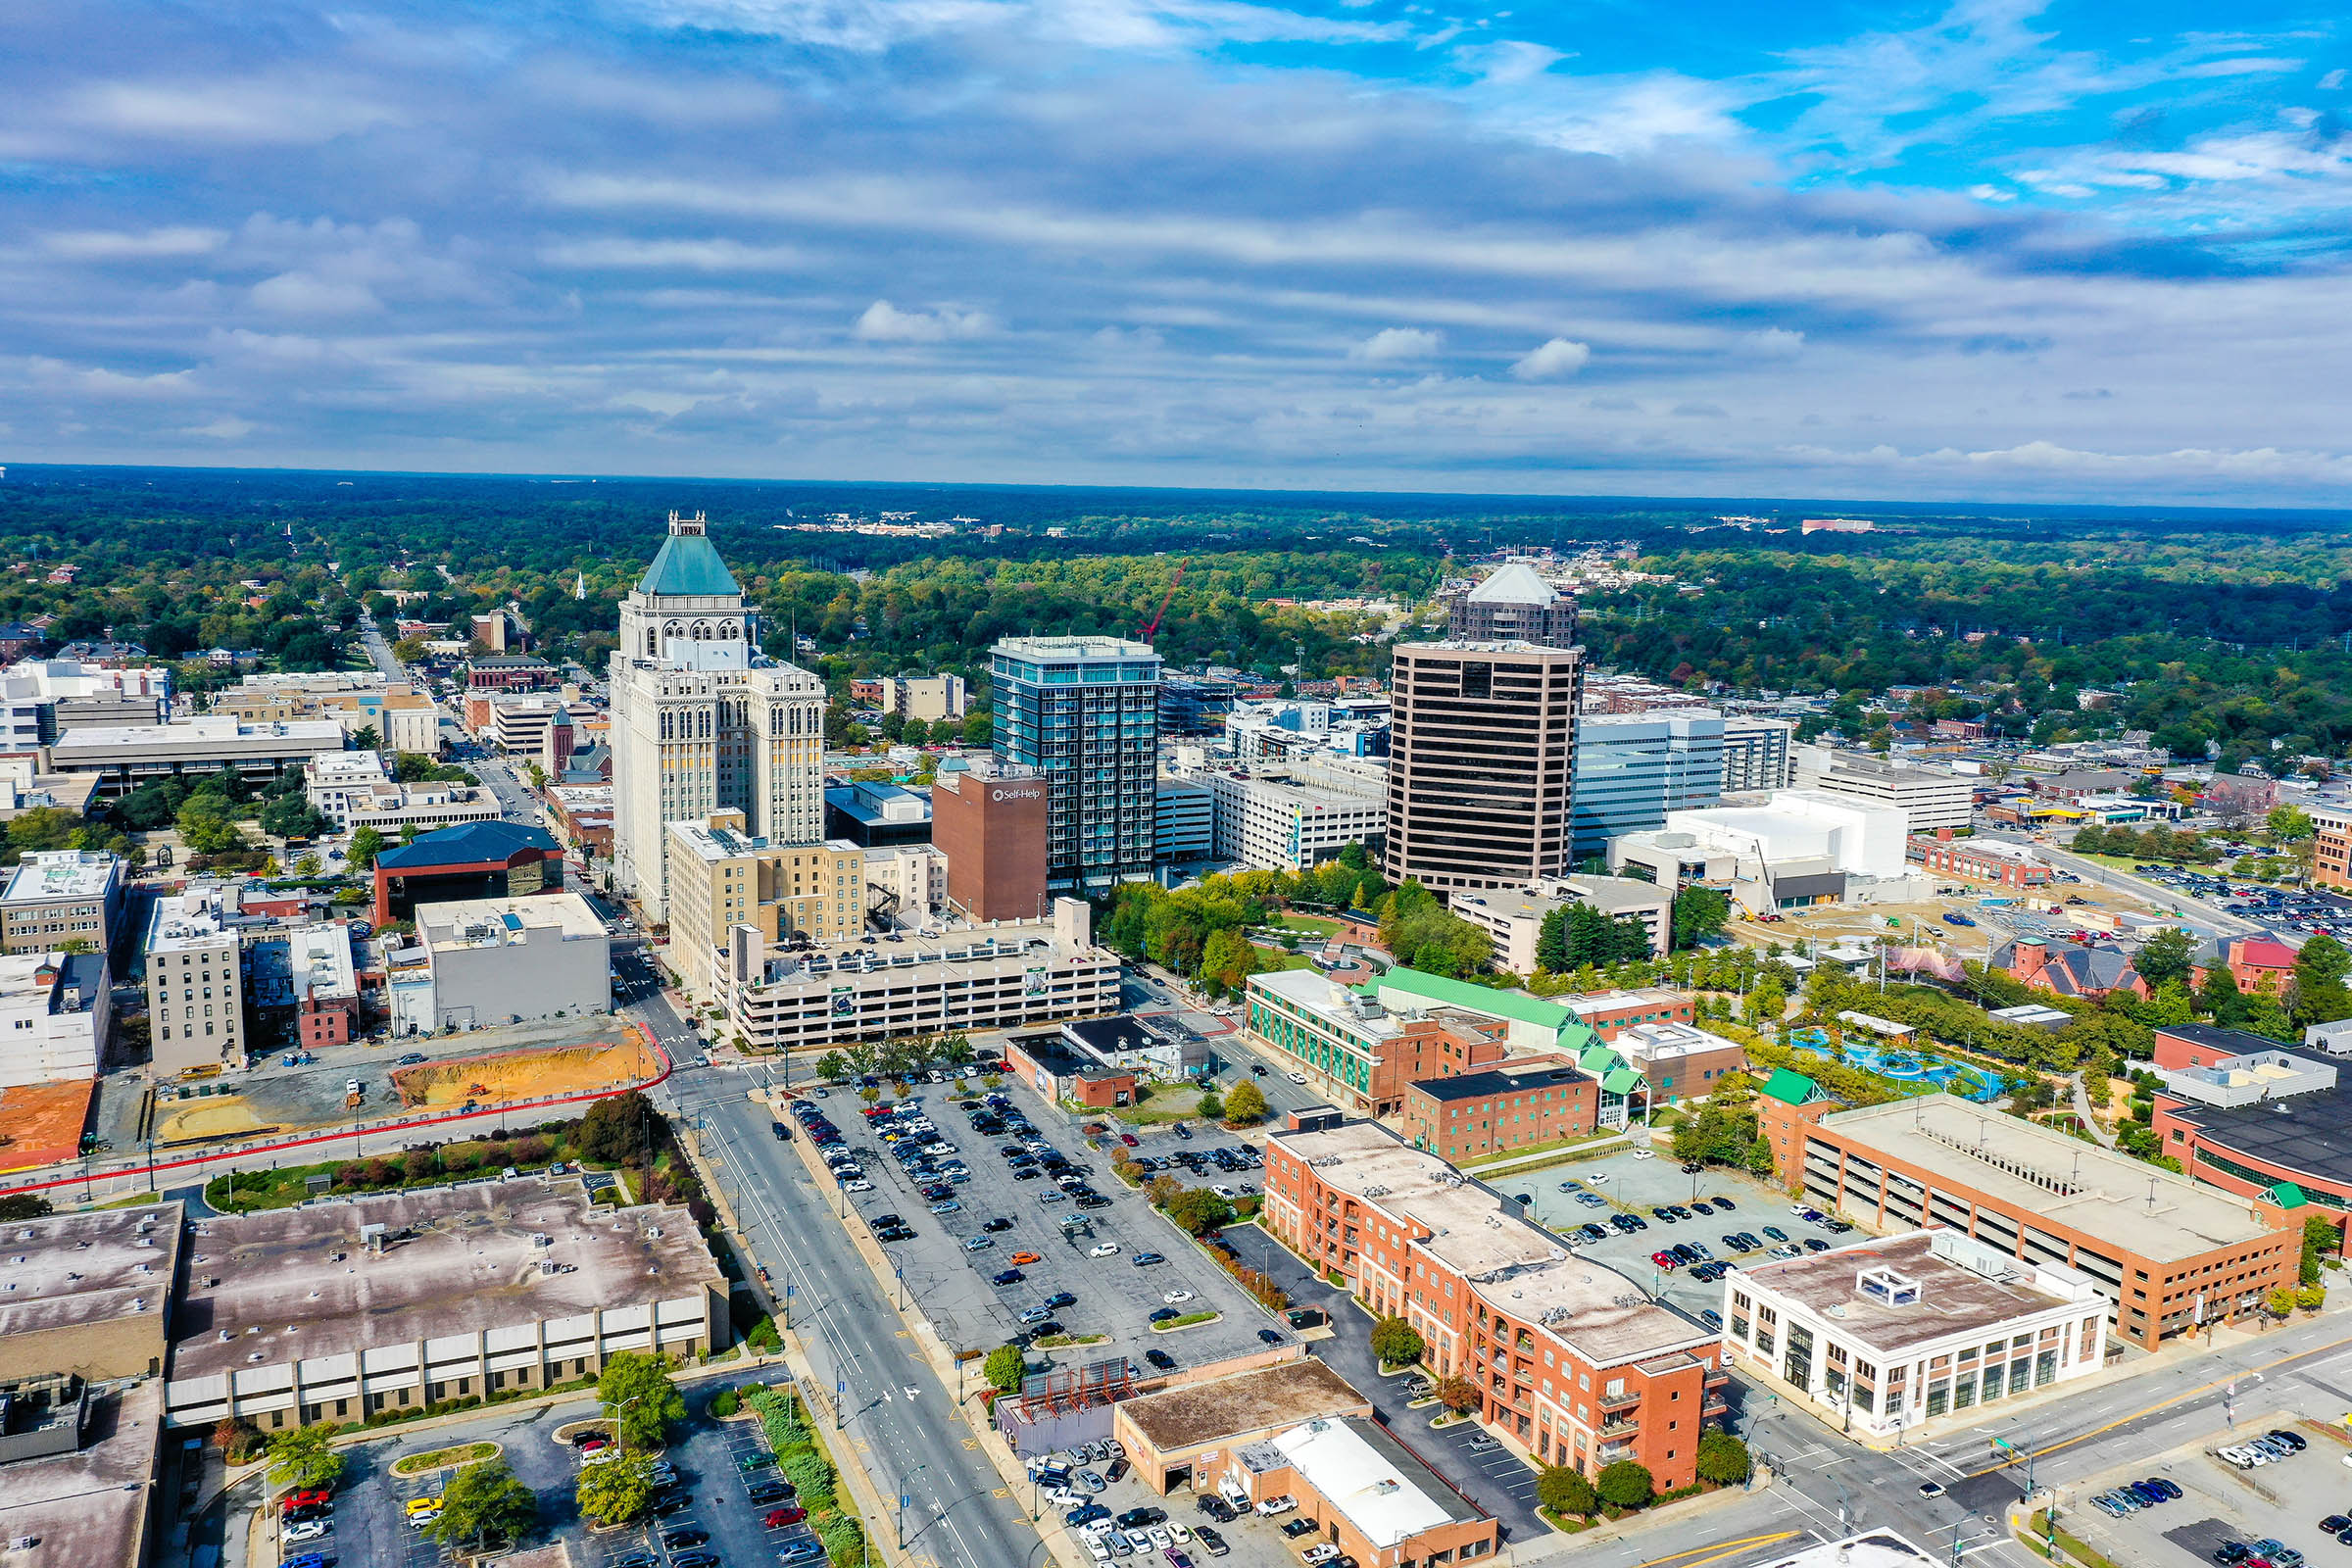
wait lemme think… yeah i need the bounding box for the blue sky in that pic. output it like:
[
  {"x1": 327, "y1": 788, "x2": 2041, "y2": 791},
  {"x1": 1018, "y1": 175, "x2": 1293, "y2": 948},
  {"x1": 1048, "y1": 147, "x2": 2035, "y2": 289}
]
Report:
[{"x1": 3, "y1": 0, "x2": 2349, "y2": 502}]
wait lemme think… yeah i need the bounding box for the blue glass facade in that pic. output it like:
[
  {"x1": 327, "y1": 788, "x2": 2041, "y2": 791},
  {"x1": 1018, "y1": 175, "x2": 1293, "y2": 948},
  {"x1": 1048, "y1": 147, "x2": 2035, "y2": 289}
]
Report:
[{"x1": 990, "y1": 637, "x2": 1162, "y2": 891}]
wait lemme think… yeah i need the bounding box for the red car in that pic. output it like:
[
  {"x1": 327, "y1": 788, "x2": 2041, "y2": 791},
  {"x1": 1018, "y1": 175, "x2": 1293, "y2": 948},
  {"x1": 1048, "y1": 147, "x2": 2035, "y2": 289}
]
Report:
[
  {"x1": 764, "y1": 1506, "x2": 808, "y2": 1528},
  {"x1": 281, "y1": 1489, "x2": 333, "y2": 1512},
  {"x1": 1649, "y1": 1250, "x2": 1679, "y2": 1270},
  {"x1": 1119, "y1": 1133, "x2": 1140, "y2": 1148}
]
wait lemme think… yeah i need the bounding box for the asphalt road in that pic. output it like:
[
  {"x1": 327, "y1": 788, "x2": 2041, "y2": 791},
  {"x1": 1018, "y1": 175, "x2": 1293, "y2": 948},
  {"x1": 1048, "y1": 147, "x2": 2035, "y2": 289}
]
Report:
[{"x1": 658, "y1": 1064, "x2": 1048, "y2": 1568}]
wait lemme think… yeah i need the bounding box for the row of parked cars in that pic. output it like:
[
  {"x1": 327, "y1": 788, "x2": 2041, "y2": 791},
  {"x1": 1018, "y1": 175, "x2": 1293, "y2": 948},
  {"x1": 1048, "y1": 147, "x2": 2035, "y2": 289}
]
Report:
[
  {"x1": 2087, "y1": 1475, "x2": 2180, "y2": 1517},
  {"x1": 2220, "y1": 1427, "x2": 2310, "y2": 1469}
]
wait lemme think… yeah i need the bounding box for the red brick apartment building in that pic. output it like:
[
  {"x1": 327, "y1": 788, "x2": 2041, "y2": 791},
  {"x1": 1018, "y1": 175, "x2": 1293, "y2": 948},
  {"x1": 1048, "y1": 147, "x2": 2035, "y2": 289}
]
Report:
[
  {"x1": 1562, "y1": 988, "x2": 1692, "y2": 1040},
  {"x1": 1264, "y1": 1119, "x2": 1724, "y2": 1488},
  {"x1": 1398, "y1": 1058, "x2": 1594, "y2": 1161},
  {"x1": 1760, "y1": 1085, "x2": 2297, "y2": 1349},
  {"x1": 1908, "y1": 830, "x2": 2055, "y2": 888},
  {"x1": 2313, "y1": 806, "x2": 2352, "y2": 891}
]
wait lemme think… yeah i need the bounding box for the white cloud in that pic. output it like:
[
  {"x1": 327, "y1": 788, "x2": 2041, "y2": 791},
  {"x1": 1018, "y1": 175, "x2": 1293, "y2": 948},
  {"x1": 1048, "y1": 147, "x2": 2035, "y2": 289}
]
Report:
[
  {"x1": 39, "y1": 226, "x2": 225, "y2": 259},
  {"x1": 1742, "y1": 327, "x2": 1805, "y2": 358},
  {"x1": 2323, "y1": 69, "x2": 2347, "y2": 90},
  {"x1": 854, "y1": 300, "x2": 995, "y2": 341},
  {"x1": 65, "y1": 79, "x2": 399, "y2": 145},
  {"x1": 1349, "y1": 326, "x2": 1440, "y2": 361},
  {"x1": 248, "y1": 271, "x2": 386, "y2": 317},
  {"x1": 540, "y1": 236, "x2": 809, "y2": 271},
  {"x1": 1509, "y1": 337, "x2": 1590, "y2": 379},
  {"x1": 183, "y1": 415, "x2": 255, "y2": 440}
]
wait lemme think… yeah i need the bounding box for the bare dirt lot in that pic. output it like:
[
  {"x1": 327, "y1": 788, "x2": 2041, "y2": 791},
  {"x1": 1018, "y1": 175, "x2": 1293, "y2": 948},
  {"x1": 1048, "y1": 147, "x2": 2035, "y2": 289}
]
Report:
[{"x1": 390, "y1": 1036, "x2": 659, "y2": 1109}]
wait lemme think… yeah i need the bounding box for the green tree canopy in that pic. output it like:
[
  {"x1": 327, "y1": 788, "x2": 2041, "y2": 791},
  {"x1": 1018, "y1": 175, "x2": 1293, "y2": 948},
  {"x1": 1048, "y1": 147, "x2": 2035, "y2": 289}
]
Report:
[
  {"x1": 575, "y1": 1453, "x2": 657, "y2": 1527},
  {"x1": 2135, "y1": 927, "x2": 2194, "y2": 990},
  {"x1": 595, "y1": 1350, "x2": 685, "y2": 1449},
  {"x1": 267, "y1": 1424, "x2": 344, "y2": 1492},
  {"x1": 1223, "y1": 1080, "x2": 1268, "y2": 1125},
  {"x1": 1595, "y1": 1459, "x2": 1655, "y2": 1509},
  {"x1": 985, "y1": 1344, "x2": 1027, "y2": 1393},
  {"x1": 1671, "y1": 888, "x2": 1731, "y2": 951},
  {"x1": 1537, "y1": 1464, "x2": 1597, "y2": 1518},
  {"x1": 1695, "y1": 1430, "x2": 1752, "y2": 1486},
  {"x1": 1369, "y1": 1316, "x2": 1425, "y2": 1368},
  {"x1": 2295, "y1": 935, "x2": 2352, "y2": 1026},
  {"x1": 430, "y1": 1457, "x2": 537, "y2": 1549}
]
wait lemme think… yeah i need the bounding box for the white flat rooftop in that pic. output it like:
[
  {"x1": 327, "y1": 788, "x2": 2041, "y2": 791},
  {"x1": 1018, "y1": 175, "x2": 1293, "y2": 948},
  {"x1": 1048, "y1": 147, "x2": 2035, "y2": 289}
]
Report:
[
  {"x1": 1273, "y1": 1416, "x2": 1463, "y2": 1547},
  {"x1": 0, "y1": 850, "x2": 118, "y2": 904}
]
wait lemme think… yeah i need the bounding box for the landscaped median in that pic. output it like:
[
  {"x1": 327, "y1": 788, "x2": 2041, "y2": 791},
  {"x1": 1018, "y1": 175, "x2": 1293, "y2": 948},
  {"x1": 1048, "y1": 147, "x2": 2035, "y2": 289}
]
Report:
[
  {"x1": 1150, "y1": 1311, "x2": 1220, "y2": 1333},
  {"x1": 391, "y1": 1441, "x2": 499, "y2": 1478},
  {"x1": 740, "y1": 1383, "x2": 867, "y2": 1566}
]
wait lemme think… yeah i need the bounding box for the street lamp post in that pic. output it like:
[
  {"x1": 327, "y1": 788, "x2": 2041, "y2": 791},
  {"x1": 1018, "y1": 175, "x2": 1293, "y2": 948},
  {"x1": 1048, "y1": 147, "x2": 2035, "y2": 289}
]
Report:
[{"x1": 897, "y1": 1463, "x2": 929, "y2": 1550}]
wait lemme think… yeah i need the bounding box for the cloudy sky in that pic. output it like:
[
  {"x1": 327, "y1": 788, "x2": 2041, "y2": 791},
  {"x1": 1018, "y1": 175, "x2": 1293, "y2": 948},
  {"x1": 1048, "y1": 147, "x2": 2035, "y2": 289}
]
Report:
[{"x1": 5, "y1": 0, "x2": 2351, "y2": 503}]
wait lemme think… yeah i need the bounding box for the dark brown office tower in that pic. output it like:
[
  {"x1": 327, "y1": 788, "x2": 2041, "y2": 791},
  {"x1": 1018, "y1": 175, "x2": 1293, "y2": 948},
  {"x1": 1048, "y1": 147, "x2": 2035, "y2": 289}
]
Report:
[
  {"x1": 1445, "y1": 562, "x2": 1578, "y2": 648},
  {"x1": 931, "y1": 758, "x2": 1051, "y2": 921},
  {"x1": 1383, "y1": 641, "x2": 1582, "y2": 892}
]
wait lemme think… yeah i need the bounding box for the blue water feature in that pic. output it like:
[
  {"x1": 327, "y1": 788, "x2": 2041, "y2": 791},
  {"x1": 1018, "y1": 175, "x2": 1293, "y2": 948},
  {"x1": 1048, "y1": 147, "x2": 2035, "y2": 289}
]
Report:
[{"x1": 1837, "y1": 1038, "x2": 2003, "y2": 1102}]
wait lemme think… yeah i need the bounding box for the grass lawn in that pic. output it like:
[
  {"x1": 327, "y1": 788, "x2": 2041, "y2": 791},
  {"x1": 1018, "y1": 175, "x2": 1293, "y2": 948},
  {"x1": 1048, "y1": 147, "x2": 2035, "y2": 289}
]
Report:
[
  {"x1": 1265, "y1": 916, "x2": 1343, "y2": 938},
  {"x1": 1461, "y1": 1129, "x2": 1636, "y2": 1174},
  {"x1": 1251, "y1": 946, "x2": 1312, "y2": 971}
]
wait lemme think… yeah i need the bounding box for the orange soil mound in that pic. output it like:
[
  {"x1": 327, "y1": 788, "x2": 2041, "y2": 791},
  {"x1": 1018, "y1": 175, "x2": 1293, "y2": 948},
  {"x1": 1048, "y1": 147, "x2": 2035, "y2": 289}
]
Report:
[{"x1": 389, "y1": 1038, "x2": 662, "y2": 1108}]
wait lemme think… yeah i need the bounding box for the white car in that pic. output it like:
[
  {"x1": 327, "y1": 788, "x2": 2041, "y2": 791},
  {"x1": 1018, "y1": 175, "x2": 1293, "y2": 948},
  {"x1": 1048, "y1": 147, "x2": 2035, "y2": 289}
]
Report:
[
  {"x1": 1087, "y1": 1537, "x2": 1112, "y2": 1564},
  {"x1": 282, "y1": 1521, "x2": 330, "y2": 1544},
  {"x1": 1255, "y1": 1494, "x2": 1298, "y2": 1517},
  {"x1": 1585, "y1": 1172, "x2": 1610, "y2": 1184},
  {"x1": 1631, "y1": 1149, "x2": 1655, "y2": 1161},
  {"x1": 1211, "y1": 1185, "x2": 1236, "y2": 1200},
  {"x1": 1168, "y1": 1523, "x2": 1193, "y2": 1544},
  {"x1": 844, "y1": 1179, "x2": 873, "y2": 1193},
  {"x1": 1148, "y1": 1527, "x2": 1174, "y2": 1549},
  {"x1": 1286, "y1": 1071, "x2": 1308, "y2": 1085},
  {"x1": 1301, "y1": 1547, "x2": 1342, "y2": 1567},
  {"x1": 1162, "y1": 1290, "x2": 1195, "y2": 1304},
  {"x1": 1090, "y1": 1242, "x2": 1121, "y2": 1257}
]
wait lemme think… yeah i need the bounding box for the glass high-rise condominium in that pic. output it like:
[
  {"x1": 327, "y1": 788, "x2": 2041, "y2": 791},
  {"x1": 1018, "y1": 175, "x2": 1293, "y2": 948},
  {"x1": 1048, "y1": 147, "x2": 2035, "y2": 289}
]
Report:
[{"x1": 989, "y1": 636, "x2": 1162, "y2": 892}]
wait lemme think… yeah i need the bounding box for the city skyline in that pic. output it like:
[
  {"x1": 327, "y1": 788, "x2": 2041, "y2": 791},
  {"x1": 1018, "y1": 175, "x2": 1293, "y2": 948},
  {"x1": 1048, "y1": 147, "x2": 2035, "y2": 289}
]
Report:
[{"x1": 4, "y1": 3, "x2": 2349, "y2": 503}]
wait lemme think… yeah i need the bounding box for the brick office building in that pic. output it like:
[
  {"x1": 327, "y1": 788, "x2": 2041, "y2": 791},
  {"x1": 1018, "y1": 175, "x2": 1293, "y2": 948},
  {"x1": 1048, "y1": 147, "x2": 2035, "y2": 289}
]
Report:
[
  {"x1": 2146, "y1": 1027, "x2": 2352, "y2": 1241},
  {"x1": 1244, "y1": 967, "x2": 1512, "y2": 1116},
  {"x1": 1907, "y1": 831, "x2": 2054, "y2": 888},
  {"x1": 1263, "y1": 1119, "x2": 1725, "y2": 1488},
  {"x1": 1398, "y1": 1058, "x2": 1595, "y2": 1161},
  {"x1": 930, "y1": 759, "x2": 1050, "y2": 922},
  {"x1": 1764, "y1": 1091, "x2": 2297, "y2": 1349}
]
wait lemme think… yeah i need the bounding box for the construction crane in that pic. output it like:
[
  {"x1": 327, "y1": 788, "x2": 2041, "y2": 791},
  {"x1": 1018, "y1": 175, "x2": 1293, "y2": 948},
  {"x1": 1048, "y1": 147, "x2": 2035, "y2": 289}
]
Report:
[{"x1": 1137, "y1": 564, "x2": 1185, "y2": 642}]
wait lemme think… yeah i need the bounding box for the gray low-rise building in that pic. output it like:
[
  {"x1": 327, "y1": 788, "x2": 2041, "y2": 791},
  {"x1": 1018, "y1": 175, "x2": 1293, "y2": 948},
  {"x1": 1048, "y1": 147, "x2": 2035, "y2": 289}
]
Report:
[
  {"x1": 163, "y1": 1176, "x2": 724, "y2": 1430},
  {"x1": 387, "y1": 892, "x2": 611, "y2": 1034}
]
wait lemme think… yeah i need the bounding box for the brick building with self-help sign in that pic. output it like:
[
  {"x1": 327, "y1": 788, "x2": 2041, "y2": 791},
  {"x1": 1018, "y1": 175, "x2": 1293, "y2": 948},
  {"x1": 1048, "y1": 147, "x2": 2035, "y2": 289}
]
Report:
[{"x1": 1262, "y1": 1118, "x2": 1725, "y2": 1489}]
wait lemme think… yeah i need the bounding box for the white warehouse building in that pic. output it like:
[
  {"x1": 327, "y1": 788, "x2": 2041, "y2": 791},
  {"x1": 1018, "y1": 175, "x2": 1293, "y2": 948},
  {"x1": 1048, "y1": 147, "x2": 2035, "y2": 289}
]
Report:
[{"x1": 1189, "y1": 766, "x2": 1384, "y2": 872}]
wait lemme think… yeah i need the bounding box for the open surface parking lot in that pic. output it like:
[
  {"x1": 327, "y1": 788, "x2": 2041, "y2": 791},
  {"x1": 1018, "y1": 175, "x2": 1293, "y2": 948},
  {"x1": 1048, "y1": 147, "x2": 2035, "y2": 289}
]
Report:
[
  {"x1": 1503, "y1": 1149, "x2": 1857, "y2": 1327},
  {"x1": 276, "y1": 1381, "x2": 796, "y2": 1568},
  {"x1": 1045, "y1": 1440, "x2": 1397, "y2": 1568},
  {"x1": 822, "y1": 1077, "x2": 1286, "y2": 1377},
  {"x1": 2055, "y1": 1426, "x2": 2346, "y2": 1568}
]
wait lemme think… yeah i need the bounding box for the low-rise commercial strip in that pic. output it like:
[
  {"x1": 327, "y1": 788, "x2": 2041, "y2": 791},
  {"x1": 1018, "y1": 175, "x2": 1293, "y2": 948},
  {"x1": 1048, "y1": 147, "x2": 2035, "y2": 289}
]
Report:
[
  {"x1": 48, "y1": 715, "x2": 346, "y2": 798},
  {"x1": 162, "y1": 1177, "x2": 724, "y2": 1430},
  {"x1": 1263, "y1": 1118, "x2": 1725, "y2": 1488},
  {"x1": 1760, "y1": 1089, "x2": 2298, "y2": 1348},
  {"x1": 1724, "y1": 1228, "x2": 2108, "y2": 1437}
]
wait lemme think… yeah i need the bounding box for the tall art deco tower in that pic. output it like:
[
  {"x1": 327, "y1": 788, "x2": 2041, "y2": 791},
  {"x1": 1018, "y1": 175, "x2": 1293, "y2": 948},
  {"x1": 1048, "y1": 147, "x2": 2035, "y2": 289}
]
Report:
[{"x1": 610, "y1": 512, "x2": 826, "y2": 923}]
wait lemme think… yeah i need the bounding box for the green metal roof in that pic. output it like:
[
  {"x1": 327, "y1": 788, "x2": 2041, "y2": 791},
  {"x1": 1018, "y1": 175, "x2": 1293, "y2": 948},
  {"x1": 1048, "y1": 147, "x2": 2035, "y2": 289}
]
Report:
[
  {"x1": 1578, "y1": 1043, "x2": 1624, "y2": 1074},
  {"x1": 2265, "y1": 1181, "x2": 2310, "y2": 1209},
  {"x1": 1759, "y1": 1067, "x2": 1825, "y2": 1106},
  {"x1": 638, "y1": 529, "x2": 741, "y2": 599},
  {"x1": 1601, "y1": 1066, "x2": 1643, "y2": 1096},
  {"x1": 1364, "y1": 968, "x2": 1570, "y2": 1029}
]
